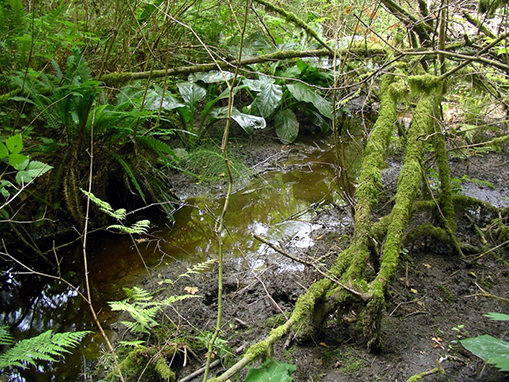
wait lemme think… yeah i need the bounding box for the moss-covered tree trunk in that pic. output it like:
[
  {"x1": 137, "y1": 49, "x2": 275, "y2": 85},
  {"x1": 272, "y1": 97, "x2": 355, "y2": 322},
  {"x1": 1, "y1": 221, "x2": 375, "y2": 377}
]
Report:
[{"x1": 209, "y1": 74, "x2": 449, "y2": 381}]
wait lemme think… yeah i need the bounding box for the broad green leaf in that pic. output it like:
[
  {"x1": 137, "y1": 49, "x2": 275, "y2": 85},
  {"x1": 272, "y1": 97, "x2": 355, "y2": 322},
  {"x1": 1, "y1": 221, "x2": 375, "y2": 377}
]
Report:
[
  {"x1": 0, "y1": 142, "x2": 9, "y2": 159},
  {"x1": 243, "y1": 78, "x2": 264, "y2": 92},
  {"x1": 146, "y1": 91, "x2": 185, "y2": 111},
  {"x1": 461, "y1": 335, "x2": 509, "y2": 371},
  {"x1": 15, "y1": 161, "x2": 53, "y2": 184},
  {"x1": 6, "y1": 134, "x2": 23, "y2": 155},
  {"x1": 210, "y1": 107, "x2": 266, "y2": 134},
  {"x1": 0, "y1": 180, "x2": 12, "y2": 198},
  {"x1": 306, "y1": 109, "x2": 330, "y2": 134},
  {"x1": 254, "y1": 82, "x2": 283, "y2": 118},
  {"x1": 191, "y1": 71, "x2": 234, "y2": 83},
  {"x1": 231, "y1": 109, "x2": 266, "y2": 134},
  {"x1": 286, "y1": 83, "x2": 332, "y2": 117},
  {"x1": 9, "y1": 154, "x2": 29, "y2": 170},
  {"x1": 177, "y1": 82, "x2": 207, "y2": 111},
  {"x1": 275, "y1": 109, "x2": 299, "y2": 144},
  {"x1": 245, "y1": 359, "x2": 296, "y2": 382},
  {"x1": 485, "y1": 312, "x2": 509, "y2": 321}
]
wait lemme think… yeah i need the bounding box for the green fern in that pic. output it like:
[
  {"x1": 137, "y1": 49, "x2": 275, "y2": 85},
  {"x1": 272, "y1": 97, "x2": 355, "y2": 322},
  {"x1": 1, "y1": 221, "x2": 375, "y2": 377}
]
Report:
[
  {"x1": 0, "y1": 329, "x2": 91, "y2": 370},
  {"x1": 108, "y1": 219, "x2": 150, "y2": 235},
  {"x1": 80, "y1": 189, "x2": 126, "y2": 220},
  {"x1": 0, "y1": 327, "x2": 14, "y2": 346},
  {"x1": 108, "y1": 286, "x2": 198, "y2": 334},
  {"x1": 181, "y1": 259, "x2": 216, "y2": 278},
  {"x1": 109, "y1": 151, "x2": 147, "y2": 203}
]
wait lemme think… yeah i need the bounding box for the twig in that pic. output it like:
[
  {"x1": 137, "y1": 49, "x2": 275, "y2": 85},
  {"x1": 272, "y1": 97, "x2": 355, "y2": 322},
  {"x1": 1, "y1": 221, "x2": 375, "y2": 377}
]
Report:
[
  {"x1": 180, "y1": 360, "x2": 221, "y2": 382},
  {"x1": 470, "y1": 239, "x2": 509, "y2": 261},
  {"x1": 253, "y1": 233, "x2": 368, "y2": 300}
]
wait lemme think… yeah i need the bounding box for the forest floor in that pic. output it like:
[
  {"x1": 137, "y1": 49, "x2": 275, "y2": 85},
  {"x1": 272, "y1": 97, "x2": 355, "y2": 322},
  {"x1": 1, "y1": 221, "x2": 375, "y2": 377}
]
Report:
[{"x1": 119, "y1": 129, "x2": 509, "y2": 382}]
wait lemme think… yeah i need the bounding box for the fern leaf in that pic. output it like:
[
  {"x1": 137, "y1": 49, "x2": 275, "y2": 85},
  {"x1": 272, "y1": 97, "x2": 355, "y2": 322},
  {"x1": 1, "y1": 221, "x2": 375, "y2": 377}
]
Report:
[
  {"x1": 181, "y1": 259, "x2": 216, "y2": 278},
  {"x1": 0, "y1": 330, "x2": 91, "y2": 370},
  {"x1": 80, "y1": 189, "x2": 126, "y2": 220},
  {"x1": 109, "y1": 152, "x2": 146, "y2": 203},
  {"x1": 123, "y1": 286, "x2": 153, "y2": 301},
  {"x1": 0, "y1": 327, "x2": 14, "y2": 346},
  {"x1": 108, "y1": 219, "x2": 150, "y2": 235}
]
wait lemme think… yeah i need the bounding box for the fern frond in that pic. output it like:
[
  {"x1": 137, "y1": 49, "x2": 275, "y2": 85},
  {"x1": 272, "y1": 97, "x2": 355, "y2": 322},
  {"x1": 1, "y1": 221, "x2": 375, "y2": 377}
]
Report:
[
  {"x1": 109, "y1": 300, "x2": 160, "y2": 334},
  {"x1": 0, "y1": 330, "x2": 91, "y2": 370},
  {"x1": 123, "y1": 286, "x2": 153, "y2": 301},
  {"x1": 0, "y1": 327, "x2": 14, "y2": 346},
  {"x1": 80, "y1": 189, "x2": 126, "y2": 220},
  {"x1": 108, "y1": 219, "x2": 150, "y2": 235},
  {"x1": 109, "y1": 152, "x2": 146, "y2": 203},
  {"x1": 181, "y1": 259, "x2": 216, "y2": 278}
]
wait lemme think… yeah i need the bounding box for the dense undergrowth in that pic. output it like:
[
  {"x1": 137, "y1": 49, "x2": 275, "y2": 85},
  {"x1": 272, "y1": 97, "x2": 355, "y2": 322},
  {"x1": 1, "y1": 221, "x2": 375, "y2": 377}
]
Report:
[{"x1": 0, "y1": 0, "x2": 508, "y2": 380}]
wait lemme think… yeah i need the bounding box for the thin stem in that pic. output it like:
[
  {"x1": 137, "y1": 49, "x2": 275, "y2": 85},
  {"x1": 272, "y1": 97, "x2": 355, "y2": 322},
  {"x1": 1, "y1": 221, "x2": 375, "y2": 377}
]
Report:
[
  {"x1": 82, "y1": 105, "x2": 125, "y2": 381},
  {"x1": 203, "y1": 1, "x2": 251, "y2": 380}
]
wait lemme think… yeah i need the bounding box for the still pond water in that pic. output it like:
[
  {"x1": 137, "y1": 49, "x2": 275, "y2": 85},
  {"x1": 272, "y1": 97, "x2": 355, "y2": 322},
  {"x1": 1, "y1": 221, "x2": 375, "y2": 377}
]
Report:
[{"x1": 1, "y1": 135, "x2": 363, "y2": 380}]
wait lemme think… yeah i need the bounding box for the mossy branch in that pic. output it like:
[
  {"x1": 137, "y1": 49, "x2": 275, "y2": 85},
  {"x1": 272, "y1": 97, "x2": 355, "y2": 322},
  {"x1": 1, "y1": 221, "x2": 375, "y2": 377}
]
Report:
[{"x1": 99, "y1": 47, "x2": 386, "y2": 86}]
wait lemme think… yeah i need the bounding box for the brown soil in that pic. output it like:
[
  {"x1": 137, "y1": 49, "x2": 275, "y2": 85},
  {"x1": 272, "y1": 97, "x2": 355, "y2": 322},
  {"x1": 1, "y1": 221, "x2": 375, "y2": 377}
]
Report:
[{"x1": 117, "y1": 133, "x2": 509, "y2": 382}]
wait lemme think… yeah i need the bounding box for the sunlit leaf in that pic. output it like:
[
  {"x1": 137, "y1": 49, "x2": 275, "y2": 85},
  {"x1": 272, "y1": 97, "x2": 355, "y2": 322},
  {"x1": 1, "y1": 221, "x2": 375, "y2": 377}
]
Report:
[
  {"x1": 287, "y1": 83, "x2": 332, "y2": 117},
  {"x1": 0, "y1": 142, "x2": 8, "y2": 159},
  {"x1": 254, "y1": 82, "x2": 283, "y2": 118},
  {"x1": 231, "y1": 109, "x2": 266, "y2": 134},
  {"x1": 485, "y1": 312, "x2": 509, "y2": 321},
  {"x1": 9, "y1": 154, "x2": 28, "y2": 170},
  {"x1": 6, "y1": 135, "x2": 23, "y2": 155},
  {"x1": 177, "y1": 82, "x2": 207, "y2": 111},
  {"x1": 461, "y1": 335, "x2": 509, "y2": 371},
  {"x1": 191, "y1": 71, "x2": 234, "y2": 83},
  {"x1": 15, "y1": 161, "x2": 53, "y2": 184},
  {"x1": 245, "y1": 359, "x2": 296, "y2": 382}
]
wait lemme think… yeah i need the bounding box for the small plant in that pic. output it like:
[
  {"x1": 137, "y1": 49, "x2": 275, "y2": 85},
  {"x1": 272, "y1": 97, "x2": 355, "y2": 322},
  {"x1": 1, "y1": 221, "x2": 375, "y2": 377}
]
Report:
[
  {"x1": 0, "y1": 134, "x2": 52, "y2": 201},
  {"x1": 452, "y1": 324, "x2": 467, "y2": 339},
  {"x1": 245, "y1": 359, "x2": 296, "y2": 382},
  {"x1": 460, "y1": 312, "x2": 509, "y2": 372}
]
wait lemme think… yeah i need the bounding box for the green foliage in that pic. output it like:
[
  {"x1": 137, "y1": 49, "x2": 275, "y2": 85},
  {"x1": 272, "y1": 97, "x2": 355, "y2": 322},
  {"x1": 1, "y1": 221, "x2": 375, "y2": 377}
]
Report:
[
  {"x1": 0, "y1": 134, "x2": 52, "y2": 212},
  {"x1": 0, "y1": 328, "x2": 91, "y2": 370},
  {"x1": 180, "y1": 146, "x2": 252, "y2": 183},
  {"x1": 460, "y1": 313, "x2": 509, "y2": 372},
  {"x1": 245, "y1": 359, "x2": 296, "y2": 381},
  {"x1": 109, "y1": 286, "x2": 198, "y2": 334},
  {"x1": 81, "y1": 189, "x2": 126, "y2": 220}
]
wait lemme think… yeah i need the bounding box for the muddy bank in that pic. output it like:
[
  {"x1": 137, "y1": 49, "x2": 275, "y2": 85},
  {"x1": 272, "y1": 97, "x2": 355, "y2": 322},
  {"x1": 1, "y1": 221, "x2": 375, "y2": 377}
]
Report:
[{"x1": 100, "y1": 139, "x2": 508, "y2": 381}]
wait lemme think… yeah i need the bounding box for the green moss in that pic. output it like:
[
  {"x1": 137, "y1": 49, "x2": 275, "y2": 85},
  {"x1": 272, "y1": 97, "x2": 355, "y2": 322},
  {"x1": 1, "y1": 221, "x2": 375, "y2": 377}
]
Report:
[
  {"x1": 372, "y1": 91, "x2": 440, "y2": 293},
  {"x1": 408, "y1": 74, "x2": 442, "y2": 95},
  {"x1": 155, "y1": 356, "x2": 175, "y2": 381},
  {"x1": 404, "y1": 224, "x2": 453, "y2": 250}
]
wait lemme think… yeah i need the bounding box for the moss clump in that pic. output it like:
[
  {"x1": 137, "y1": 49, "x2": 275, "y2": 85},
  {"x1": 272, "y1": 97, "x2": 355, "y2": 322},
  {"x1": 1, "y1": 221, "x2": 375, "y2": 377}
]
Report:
[{"x1": 408, "y1": 74, "x2": 442, "y2": 95}]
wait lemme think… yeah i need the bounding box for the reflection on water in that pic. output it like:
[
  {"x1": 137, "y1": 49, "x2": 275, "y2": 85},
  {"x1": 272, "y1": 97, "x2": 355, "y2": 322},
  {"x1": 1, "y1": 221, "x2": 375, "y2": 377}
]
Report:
[{"x1": 0, "y1": 135, "x2": 362, "y2": 380}]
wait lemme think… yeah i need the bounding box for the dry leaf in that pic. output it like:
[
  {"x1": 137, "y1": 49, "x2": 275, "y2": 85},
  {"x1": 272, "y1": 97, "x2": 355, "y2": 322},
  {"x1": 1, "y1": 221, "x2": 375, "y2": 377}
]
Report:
[
  {"x1": 184, "y1": 286, "x2": 199, "y2": 294},
  {"x1": 424, "y1": 263, "x2": 432, "y2": 269},
  {"x1": 319, "y1": 342, "x2": 329, "y2": 348}
]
